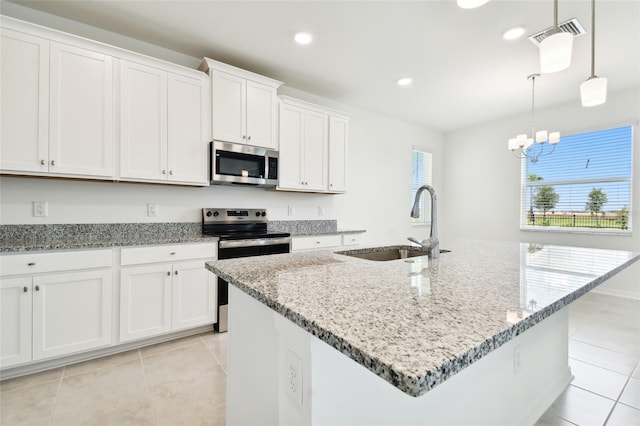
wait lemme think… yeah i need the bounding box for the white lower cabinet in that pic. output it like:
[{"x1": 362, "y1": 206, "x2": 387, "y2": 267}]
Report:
[
  {"x1": 0, "y1": 251, "x2": 113, "y2": 369},
  {"x1": 119, "y1": 244, "x2": 216, "y2": 343}
]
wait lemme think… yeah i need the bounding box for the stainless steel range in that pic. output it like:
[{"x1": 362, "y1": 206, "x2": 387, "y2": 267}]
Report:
[{"x1": 202, "y1": 208, "x2": 291, "y2": 332}]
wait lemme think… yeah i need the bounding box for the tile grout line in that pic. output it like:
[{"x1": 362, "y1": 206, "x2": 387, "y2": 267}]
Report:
[
  {"x1": 201, "y1": 334, "x2": 228, "y2": 375},
  {"x1": 47, "y1": 366, "x2": 65, "y2": 426},
  {"x1": 138, "y1": 349, "x2": 159, "y2": 426}
]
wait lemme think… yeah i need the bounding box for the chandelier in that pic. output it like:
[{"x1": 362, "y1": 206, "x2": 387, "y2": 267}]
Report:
[{"x1": 508, "y1": 74, "x2": 560, "y2": 164}]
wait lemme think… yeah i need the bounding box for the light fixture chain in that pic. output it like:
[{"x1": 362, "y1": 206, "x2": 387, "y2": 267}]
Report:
[{"x1": 590, "y1": 0, "x2": 596, "y2": 78}]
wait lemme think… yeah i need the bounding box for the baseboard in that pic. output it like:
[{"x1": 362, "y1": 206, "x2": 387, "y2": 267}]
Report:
[
  {"x1": 517, "y1": 367, "x2": 573, "y2": 426},
  {"x1": 0, "y1": 324, "x2": 214, "y2": 381},
  {"x1": 592, "y1": 286, "x2": 640, "y2": 301}
]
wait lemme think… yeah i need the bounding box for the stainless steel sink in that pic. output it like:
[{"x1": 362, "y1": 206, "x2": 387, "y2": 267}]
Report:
[{"x1": 336, "y1": 245, "x2": 450, "y2": 262}]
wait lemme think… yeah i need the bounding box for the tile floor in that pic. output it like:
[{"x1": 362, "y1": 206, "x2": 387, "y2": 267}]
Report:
[{"x1": 0, "y1": 292, "x2": 638, "y2": 426}]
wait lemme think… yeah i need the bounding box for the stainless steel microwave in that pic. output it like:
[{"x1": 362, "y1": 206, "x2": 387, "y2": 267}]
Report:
[{"x1": 210, "y1": 141, "x2": 279, "y2": 187}]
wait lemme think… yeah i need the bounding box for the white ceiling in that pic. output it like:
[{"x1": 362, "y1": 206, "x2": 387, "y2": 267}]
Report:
[{"x1": 6, "y1": 0, "x2": 640, "y2": 132}]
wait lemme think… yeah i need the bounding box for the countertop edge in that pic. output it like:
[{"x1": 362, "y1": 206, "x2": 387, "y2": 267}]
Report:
[
  {"x1": 206, "y1": 253, "x2": 640, "y2": 397},
  {"x1": 0, "y1": 236, "x2": 219, "y2": 253}
]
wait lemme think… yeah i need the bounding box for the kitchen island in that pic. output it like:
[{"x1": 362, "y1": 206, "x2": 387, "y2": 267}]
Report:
[{"x1": 205, "y1": 239, "x2": 639, "y2": 426}]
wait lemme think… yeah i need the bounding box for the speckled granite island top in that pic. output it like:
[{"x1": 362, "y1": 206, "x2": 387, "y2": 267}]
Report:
[{"x1": 206, "y1": 240, "x2": 639, "y2": 397}]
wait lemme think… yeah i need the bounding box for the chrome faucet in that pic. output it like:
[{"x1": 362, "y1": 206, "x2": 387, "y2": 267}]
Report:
[{"x1": 408, "y1": 185, "x2": 440, "y2": 259}]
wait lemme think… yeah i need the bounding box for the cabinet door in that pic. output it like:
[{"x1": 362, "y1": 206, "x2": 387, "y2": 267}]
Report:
[
  {"x1": 171, "y1": 260, "x2": 216, "y2": 331},
  {"x1": 32, "y1": 269, "x2": 112, "y2": 360},
  {"x1": 246, "y1": 80, "x2": 277, "y2": 149},
  {"x1": 303, "y1": 110, "x2": 329, "y2": 191},
  {"x1": 120, "y1": 264, "x2": 172, "y2": 342},
  {"x1": 0, "y1": 277, "x2": 33, "y2": 368},
  {"x1": 277, "y1": 103, "x2": 305, "y2": 190},
  {"x1": 328, "y1": 116, "x2": 348, "y2": 193},
  {"x1": 167, "y1": 73, "x2": 208, "y2": 184},
  {"x1": 49, "y1": 42, "x2": 114, "y2": 178},
  {"x1": 119, "y1": 60, "x2": 168, "y2": 181},
  {"x1": 212, "y1": 70, "x2": 246, "y2": 144},
  {"x1": 0, "y1": 29, "x2": 49, "y2": 173}
]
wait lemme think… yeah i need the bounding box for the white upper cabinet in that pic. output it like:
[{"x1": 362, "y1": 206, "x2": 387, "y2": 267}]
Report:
[
  {"x1": 328, "y1": 116, "x2": 348, "y2": 193},
  {"x1": 1, "y1": 27, "x2": 114, "y2": 179},
  {"x1": 200, "y1": 58, "x2": 283, "y2": 150},
  {"x1": 119, "y1": 59, "x2": 208, "y2": 185},
  {"x1": 49, "y1": 42, "x2": 114, "y2": 178},
  {"x1": 277, "y1": 96, "x2": 349, "y2": 193},
  {"x1": 0, "y1": 29, "x2": 49, "y2": 174}
]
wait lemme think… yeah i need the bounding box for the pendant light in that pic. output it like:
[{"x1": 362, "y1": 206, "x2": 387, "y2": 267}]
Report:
[
  {"x1": 580, "y1": 0, "x2": 607, "y2": 106},
  {"x1": 508, "y1": 74, "x2": 560, "y2": 164},
  {"x1": 539, "y1": 0, "x2": 573, "y2": 73}
]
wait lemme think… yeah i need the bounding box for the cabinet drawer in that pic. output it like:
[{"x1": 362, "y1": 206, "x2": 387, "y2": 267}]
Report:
[
  {"x1": 121, "y1": 243, "x2": 217, "y2": 266},
  {"x1": 0, "y1": 249, "x2": 112, "y2": 276},
  {"x1": 342, "y1": 234, "x2": 363, "y2": 246},
  {"x1": 292, "y1": 235, "x2": 342, "y2": 251}
]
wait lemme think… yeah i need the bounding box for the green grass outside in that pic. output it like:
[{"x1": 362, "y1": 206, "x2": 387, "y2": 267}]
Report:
[{"x1": 527, "y1": 214, "x2": 628, "y2": 230}]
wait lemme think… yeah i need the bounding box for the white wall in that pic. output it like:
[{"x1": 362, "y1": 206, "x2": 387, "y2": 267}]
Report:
[{"x1": 441, "y1": 88, "x2": 640, "y2": 298}]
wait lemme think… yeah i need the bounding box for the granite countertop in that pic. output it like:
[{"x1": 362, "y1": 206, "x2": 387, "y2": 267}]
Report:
[
  {"x1": 206, "y1": 239, "x2": 639, "y2": 397},
  {"x1": 0, "y1": 223, "x2": 217, "y2": 253}
]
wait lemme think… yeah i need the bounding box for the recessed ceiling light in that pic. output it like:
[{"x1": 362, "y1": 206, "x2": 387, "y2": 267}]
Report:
[
  {"x1": 502, "y1": 26, "x2": 526, "y2": 41},
  {"x1": 397, "y1": 77, "x2": 413, "y2": 87},
  {"x1": 294, "y1": 32, "x2": 313, "y2": 45}
]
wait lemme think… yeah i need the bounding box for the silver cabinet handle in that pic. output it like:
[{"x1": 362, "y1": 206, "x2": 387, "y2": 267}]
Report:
[
  {"x1": 23, "y1": 286, "x2": 28, "y2": 293},
  {"x1": 170, "y1": 252, "x2": 176, "y2": 255},
  {"x1": 247, "y1": 136, "x2": 251, "y2": 141},
  {"x1": 162, "y1": 170, "x2": 167, "y2": 175},
  {"x1": 51, "y1": 160, "x2": 55, "y2": 166},
  {"x1": 40, "y1": 160, "x2": 45, "y2": 165},
  {"x1": 27, "y1": 262, "x2": 36, "y2": 266},
  {"x1": 169, "y1": 170, "x2": 173, "y2": 175},
  {"x1": 35, "y1": 285, "x2": 40, "y2": 291},
  {"x1": 330, "y1": 183, "x2": 333, "y2": 187},
  {"x1": 174, "y1": 270, "x2": 178, "y2": 275},
  {"x1": 242, "y1": 135, "x2": 247, "y2": 139},
  {"x1": 167, "y1": 271, "x2": 171, "y2": 276}
]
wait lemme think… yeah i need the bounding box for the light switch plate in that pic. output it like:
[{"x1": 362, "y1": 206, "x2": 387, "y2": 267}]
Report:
[{"x1": 148, "y1": 203, "x2": 159, "y2": 217}]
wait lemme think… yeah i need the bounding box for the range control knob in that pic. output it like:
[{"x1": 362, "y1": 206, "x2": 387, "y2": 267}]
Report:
[
  {"x1": 206, "y1": 211, "x2": 213, "y2": 217},
  {"x1": 213, "y1": 211, "x2": 219, "y2": 217},
  {"x1": 255, "y1": 212, "x2": 261, "y2": 217},
  {"x1": 261, "y1": 211, "x2": 267, "y2": 217}
]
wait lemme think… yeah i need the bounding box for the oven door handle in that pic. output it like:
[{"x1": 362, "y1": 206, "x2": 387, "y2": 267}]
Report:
[{"x1": 219, "y1": 237, "x2": 292, "y2": 249}]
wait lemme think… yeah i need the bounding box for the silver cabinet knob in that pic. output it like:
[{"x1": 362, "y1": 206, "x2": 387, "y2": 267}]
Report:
[
  {"x1": 174, "y1": 270, "x2": 178, "y2": 275},
  {"x1": 169, "y1": 170, "x2": 173, "y2": 175},
  {"x1": 162, "y1": 170, "x2": 167, "y2": 175},
  {"x1": 23, "y1": 286, "x2": 28, "y2": 293},
  {"x1": 35, "y1": 285, "x2": 40, "y2": 291},
  {"x1": 242, "y1": 135, "x2": 247, "y2": 139},
  {"x1": 51, "y1": 160, "x2": 55, "y2": 166},
  {"x1": 170, "y1": 252, "x2": 176, "y2": 255},
  {"x1": 167, "y1": 271, "x2": 171, "y2": 276},
  {"x1": 27, "y1": 262, "x2": 36, "y2": 266},
  {"x1": 40, "y1": 160, "x2": 45, "y2": 165},
  {"x1": 247, "y1": 136, "x2": 251, "y2": 141}
]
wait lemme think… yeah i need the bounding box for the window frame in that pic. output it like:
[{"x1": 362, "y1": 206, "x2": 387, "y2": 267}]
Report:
[
  {"x1": 411, "y1": 147, "x2": 433, "y2": 227},
  {"x1": 519, "y1": 124, "x2": 634, "y2": 236}
]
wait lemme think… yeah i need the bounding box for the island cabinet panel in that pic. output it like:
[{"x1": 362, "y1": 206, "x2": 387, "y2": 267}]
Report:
[
  {"x1": 119, "y1": 60, "x2": 208, "y2": 186},
  {"x1": 0, "y1": 249, "x2": 113, "y2": 369},
  {"x1": 227, "y1": 285, "x2": 573, "y2": 426},
  {"x1": 49, "y1": 42, "x2": 114, "y2": 178},
  {"x1": 0, "y1": 29, "x2": 49, "y2": 174}
]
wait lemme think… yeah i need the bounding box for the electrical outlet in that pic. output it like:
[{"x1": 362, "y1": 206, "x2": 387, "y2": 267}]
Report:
[
  {"x1": 288, "y1": 206, "x2": 295, "y2": 216},
  {"x1": 513, "y1": 345, "x2": 522, "y2": 373},
  {"x1": 33, "y1": 201, "x2": 48, "y2": 217},
  {"x1": 318, "y1": 206, "x2": 324, "y2": 216},
  {"x1": 148, "y1": 203, "x2": 159, "y2": 217},
  {"x1": 285, "y1": 348, "x2": 303, "y2": 406}
]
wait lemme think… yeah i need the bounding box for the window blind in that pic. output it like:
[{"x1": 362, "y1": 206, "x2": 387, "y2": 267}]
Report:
[
  {"x1": 521, "y1": 125, "x2": 633, "y2": 232},
  {"x1": 411, "y1": 148, "x2": 433, "y2": 225}
]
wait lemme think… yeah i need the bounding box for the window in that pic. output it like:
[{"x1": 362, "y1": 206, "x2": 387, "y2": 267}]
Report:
[
  {"x1": 411, "y1": 148, "x2": 433, "y2": 225},
  {"x1": 521, "y1": 125, "x2": 633, "y2": 233}
]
